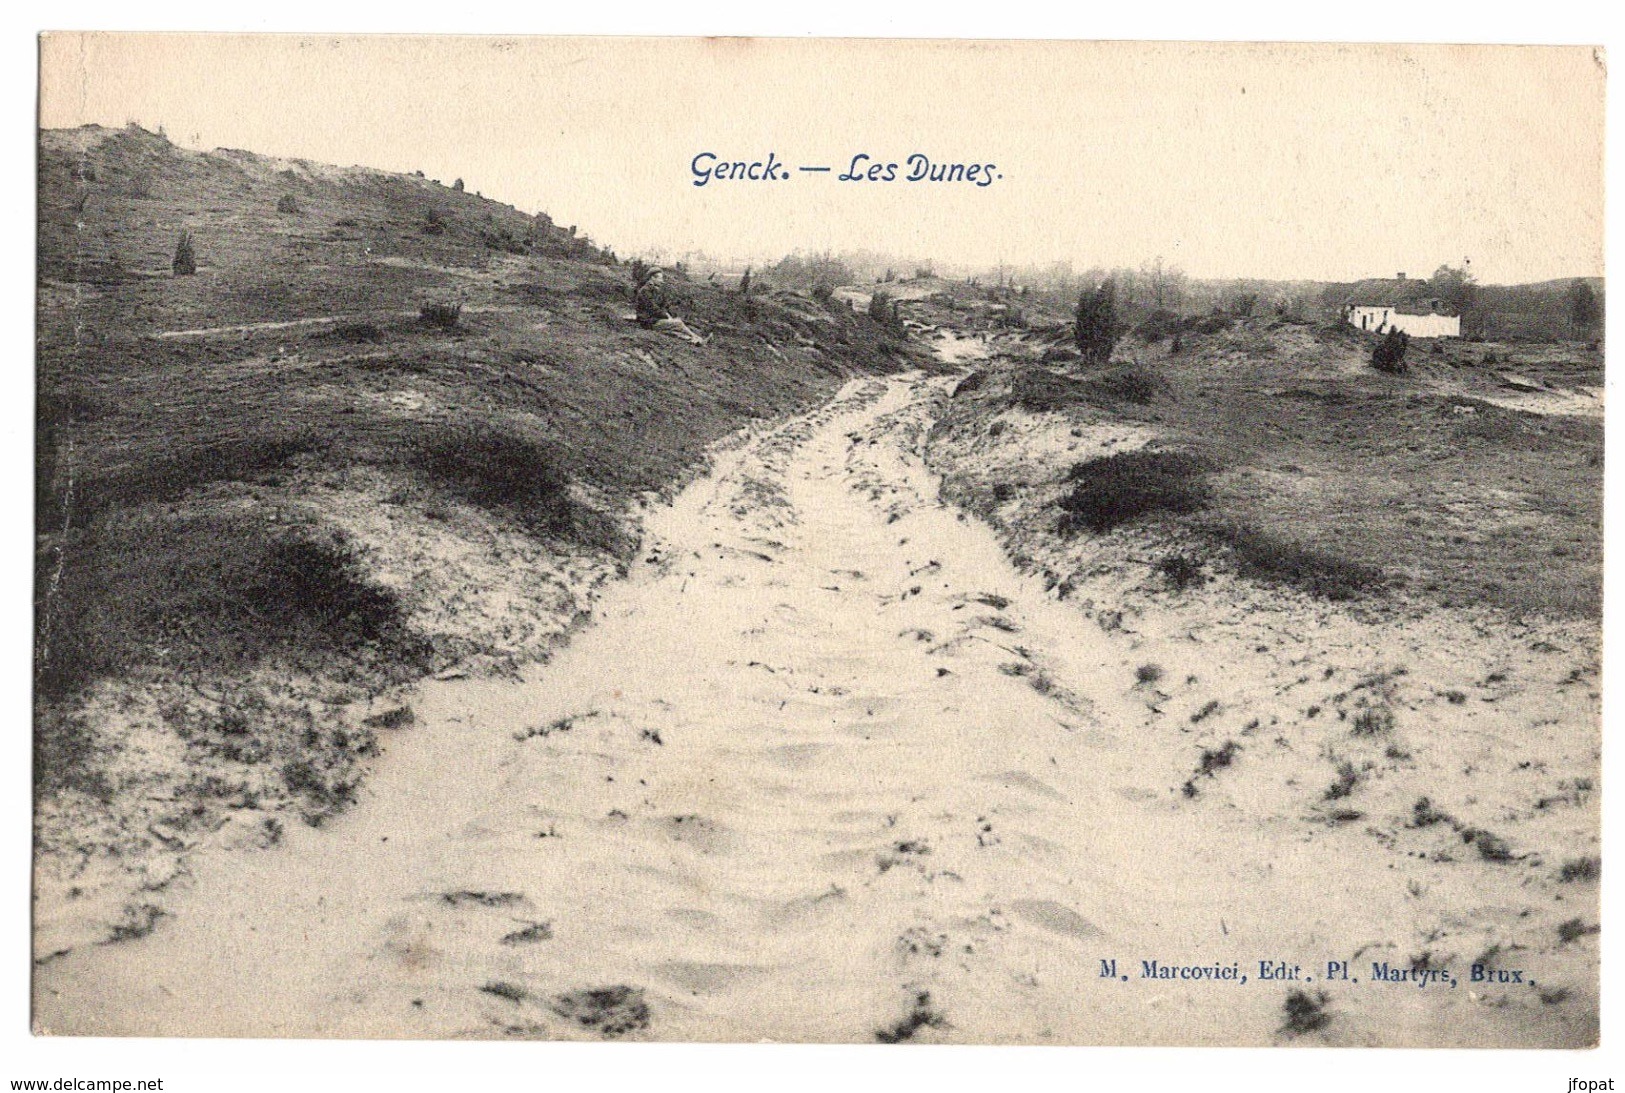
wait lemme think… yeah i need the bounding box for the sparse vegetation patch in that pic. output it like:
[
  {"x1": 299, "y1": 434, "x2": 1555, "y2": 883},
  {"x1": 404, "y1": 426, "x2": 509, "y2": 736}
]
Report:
[
  {"x1": 875, "y1": 991, "x2": 947, "y2": 1043},
  {"x1": 1182, "y1": 739, "x2": 1242, "y2": 798},
  {"x1": 549, "y1": 985, "x2": 650, "y2": 1038},
  {"x1": 419, "y1": 301, "x2": 462, "y2": 329},
  {"x1": 1280, "y1": 989, "x2": 1330, "y2": 1035},
  {"x1": 1559, "y1": 856, "x2": 1601, "y2": 882},
  {"x1": 1350, "y1": 704, "x2": 1395, "y2": 736},
  {"x1": 1324, "y1": 761, "x2": 1360, "y2": 801}
]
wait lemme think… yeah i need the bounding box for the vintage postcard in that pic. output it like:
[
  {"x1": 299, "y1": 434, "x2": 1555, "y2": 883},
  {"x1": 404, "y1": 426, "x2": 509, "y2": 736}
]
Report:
[{"x1": 32, "y1": 34, "x2": 1604, "y2": 1049}]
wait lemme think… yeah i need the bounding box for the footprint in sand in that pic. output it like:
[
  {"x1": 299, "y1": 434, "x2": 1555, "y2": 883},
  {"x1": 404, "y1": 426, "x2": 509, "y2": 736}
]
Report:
[
  {"x1": 656, "y1": 961, "x2": 771, "y2": 995},
  {"x1": 1008, "y1": 899, "x2": 1105, "y2": 940}
]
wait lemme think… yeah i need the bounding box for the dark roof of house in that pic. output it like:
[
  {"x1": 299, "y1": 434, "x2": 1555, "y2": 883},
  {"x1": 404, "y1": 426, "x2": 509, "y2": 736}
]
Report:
[{"x1": 1344, "y1": 279, "x2": 1458, "y2": 315}]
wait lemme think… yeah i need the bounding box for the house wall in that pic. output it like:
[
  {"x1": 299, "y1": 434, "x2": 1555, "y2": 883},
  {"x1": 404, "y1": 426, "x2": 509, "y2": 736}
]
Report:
[
  {"x1": 1347, "y1": 305, "x2": 1392, "y2": 331},
  {"x1": 1389, "y1": 312, "x2": 1461, "y2": 338},
  {"x1": 1345, "y1": 306, "x2": 1460, "y2": 338}
]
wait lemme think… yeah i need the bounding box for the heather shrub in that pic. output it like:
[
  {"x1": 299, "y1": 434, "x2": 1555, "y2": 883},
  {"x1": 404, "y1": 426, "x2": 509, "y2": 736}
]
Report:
[
  {"x1": 1075, "y1": 279, "x2": 1118, "y2": 364},
  {"x1": 420, "y1": 301, "x2": 462, "y2": 328},
  {"x1": 1058, "y1": 450, "x2": 1212, "y2": 534}
]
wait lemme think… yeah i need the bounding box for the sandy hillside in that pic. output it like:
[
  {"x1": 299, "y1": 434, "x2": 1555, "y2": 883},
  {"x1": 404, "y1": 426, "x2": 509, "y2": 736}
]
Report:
[
  {"x1": 33, "y1": 124, "x2": 920, "y2": 966},
  {"x1": 35, "y1": 365, "x2": 1597, "y2": 1045}
]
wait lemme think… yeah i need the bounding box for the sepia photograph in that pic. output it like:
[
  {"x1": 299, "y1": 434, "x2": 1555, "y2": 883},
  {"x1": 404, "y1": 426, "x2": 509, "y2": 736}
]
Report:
[{"x1": 28, "y1": 30, "x2": 1605, "y2": 1059}]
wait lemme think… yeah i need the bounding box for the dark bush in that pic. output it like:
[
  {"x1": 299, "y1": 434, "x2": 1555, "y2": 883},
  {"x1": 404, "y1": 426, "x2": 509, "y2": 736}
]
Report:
[
  {"x1": 869, "y1": 289, "x2": 897, "y2": 324},
  {"x1": 1557, "y1": 918, "x2": 1600, "y2": 944},
  {"x1": 422, "y1": 209, "x2": 447, "y2": 235},
  {"x1": 1013, "y1": 364, "x2": 1161, "y2": 413},
  {"x1": 245, "y1": 534, "x2": 402, "y2": 641},
  {"x1": 1013, "y1": 369, "x2": 1086, "y2": 411},
  {"x1": 33, "y1": 707, "x2": 112, "y2": 798},
  {"x1": 951, "y1": 370, "x2": 988, "y2": 399},
  {"x1": 35, "y1": 517, "x2": 409, "y2": 702},
  {"x1": 549, "y1": 985, "x2": 651, "y2": 1038},
  {"x1": 1085, "y1": 363, "x2": 1161, "y2": 405},
  {"x1": 478, "y1": 227, "x2": 528, "y2": 254},
  {"x1": 1218, "y1": 525, "x2": 1384, "y2": 601},
  {"x1": 72, "y1": 432, "x2": 317, "y2": 519},
  {"x1": 874, "y1": 991, "x2": 946, "y2": 1044},
  {"x1": 1372, "y1": 328, "x2": 1410, "y2": 373},
  {"x1": 276, "y1": 194, "x2": 301, "y2": 214},
  {"x1": 411, "y1": 426, "x2": 572, "y2": 534},
  {"x1": 1058, "y1": 450, "x2": 1212, "y2": 534},
  {"x1": 1136, "y1": 308, "x2": 1179, "y2": 341},
  {"x1": 420, "y1": 301, "x2": 461, "y2": 329},
  {"x1": 1155, "y1": 553, "x2": 1208, "y2": 590}
]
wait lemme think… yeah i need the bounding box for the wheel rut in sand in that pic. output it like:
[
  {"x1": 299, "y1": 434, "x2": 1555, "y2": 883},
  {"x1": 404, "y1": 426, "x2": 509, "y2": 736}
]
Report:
[{"x1": 33, "y1": 374, "x2": 1588, "y2": 1046}]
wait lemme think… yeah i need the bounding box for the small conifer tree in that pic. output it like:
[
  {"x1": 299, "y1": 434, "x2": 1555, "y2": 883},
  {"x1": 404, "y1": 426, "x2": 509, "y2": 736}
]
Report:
[
  {"x1": 1075, "y1": 279, "x2": 1117, "y2": 364},
  {"x1": 172, "y1": 230, "x2": 196, "y2": 276}
]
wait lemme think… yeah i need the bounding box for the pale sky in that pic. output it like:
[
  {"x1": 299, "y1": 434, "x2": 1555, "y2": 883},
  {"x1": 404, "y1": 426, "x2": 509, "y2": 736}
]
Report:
[{"x1": 39, "y1": 34, "x2": 1606, "y2": 283}]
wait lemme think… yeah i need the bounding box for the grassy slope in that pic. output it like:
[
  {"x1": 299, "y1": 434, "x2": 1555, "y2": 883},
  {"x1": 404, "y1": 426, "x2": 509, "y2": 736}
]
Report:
[
  {"x1": 33, "y1": 125, "x2": 922, "y2": 935},
  {"x1": 926, "y1": 300, "x2": 1602, "y2": 622},
  {"x1": 1152, "y1": 324, "x2": 1601, "y2": 618}
]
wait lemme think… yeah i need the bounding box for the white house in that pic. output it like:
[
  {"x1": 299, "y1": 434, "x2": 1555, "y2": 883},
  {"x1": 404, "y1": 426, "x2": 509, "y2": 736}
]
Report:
[{"x1": 1343, "y1": 275, "x2": 1461, "y2": 338}]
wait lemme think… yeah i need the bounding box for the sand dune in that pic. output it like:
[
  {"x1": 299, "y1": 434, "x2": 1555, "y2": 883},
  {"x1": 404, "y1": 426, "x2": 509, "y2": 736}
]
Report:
[{"x1": 34, "y1": 371, "x2": 1597, "y2": 1046}]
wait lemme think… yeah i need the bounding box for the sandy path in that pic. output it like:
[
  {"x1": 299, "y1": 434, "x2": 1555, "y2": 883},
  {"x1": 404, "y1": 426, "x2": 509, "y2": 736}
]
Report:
[
  {"x1": 152, "y1": 314, "x2": 417, "y2": 339},
  {"x1": 152, "y1": 305, "x2": 524, "y2": 339},
  {"x1": 33, "y1": 374, "x2": 1588, "y2": 1045}
]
